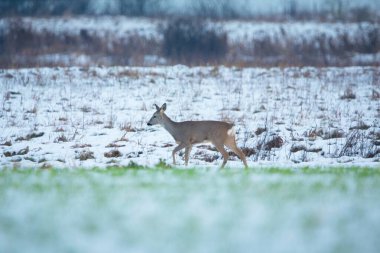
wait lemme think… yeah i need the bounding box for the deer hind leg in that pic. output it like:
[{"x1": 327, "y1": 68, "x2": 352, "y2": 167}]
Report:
[
  {"x1": 172, "y1": 142, "x2": 187, "y2": 165},
  {"x1": 213, "y1": 141, "x2": 229, "y2": 168},
  {"x1": 184, "y1": 145, "x2": 192, "y2": 166},
  {"x1": 225, "y1": 136, "x2": 248, "y2": 168}
]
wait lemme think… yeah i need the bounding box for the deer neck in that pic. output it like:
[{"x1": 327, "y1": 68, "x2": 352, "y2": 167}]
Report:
[{"x1": 161, "y1": 113, "x2": 179, "y2": 138}]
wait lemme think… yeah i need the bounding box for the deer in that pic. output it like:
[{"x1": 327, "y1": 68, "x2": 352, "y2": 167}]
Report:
[{"x1": 147, "y1": 103, "x2": 248, "y2": 168}]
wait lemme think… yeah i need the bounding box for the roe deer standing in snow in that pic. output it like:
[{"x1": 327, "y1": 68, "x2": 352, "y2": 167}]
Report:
[{"x1": 147, "y1": 103, "x2": 248, "y2": 168}]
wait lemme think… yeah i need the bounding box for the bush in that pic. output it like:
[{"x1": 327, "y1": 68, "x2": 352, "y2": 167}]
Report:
[{"x1": 162, "y1": 18, "x2": 227, "y2": 64}]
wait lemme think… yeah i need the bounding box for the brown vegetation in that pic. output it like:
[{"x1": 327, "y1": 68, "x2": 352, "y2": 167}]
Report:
[
  {"x1": 0, "y1": 20, "x2": 160, "y2": 68},
  {"x1": 1, "y1": 18, "x2": 379, "y2": 68},
  {"x1": 104, "y1": 149, "x2": 122, "y2": 158}
]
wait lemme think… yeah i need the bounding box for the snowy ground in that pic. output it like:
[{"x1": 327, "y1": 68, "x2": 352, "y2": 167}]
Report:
[
  {"x1": 1, "y1": 167, "x2": 380, "y2": 253},
  {"x1": 0, "y1": 65, "x2": 379, "y2": 169}
]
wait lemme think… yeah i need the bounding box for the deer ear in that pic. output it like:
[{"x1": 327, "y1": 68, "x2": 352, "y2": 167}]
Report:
[
  {"x1": 154, "y1": 104, "x2": 160, "y2": 111},
  {"x1": 161, "y1": 103, "x2": 167, "y2": 111}
]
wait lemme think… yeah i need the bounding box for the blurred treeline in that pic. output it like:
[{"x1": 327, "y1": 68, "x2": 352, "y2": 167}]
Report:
[{"x1": 0, "y1": 0, "x2": 379, "y2": 22}]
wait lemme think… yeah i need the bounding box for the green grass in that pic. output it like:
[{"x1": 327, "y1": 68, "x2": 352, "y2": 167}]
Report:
[{"x1": 1, "y1": 166, "x2": 380, "y2": 253}]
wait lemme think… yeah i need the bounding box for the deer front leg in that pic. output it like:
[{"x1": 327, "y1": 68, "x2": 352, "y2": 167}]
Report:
[
  {"x1": 184, "y1": 145, "x2": 193, "y2": 166},
  {"x1": 172, "y1": 142, "x2": 187, "y2": 165}
]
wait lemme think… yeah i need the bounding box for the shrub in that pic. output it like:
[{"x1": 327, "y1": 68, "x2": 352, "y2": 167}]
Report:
[{"x1": 162, "y1": 18, "x2": 227, "y2": 64}]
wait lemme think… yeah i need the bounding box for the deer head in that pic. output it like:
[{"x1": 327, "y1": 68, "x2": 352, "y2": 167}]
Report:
[{"x1": 147, "y1": 103, "x2": 166, "y2": 126}]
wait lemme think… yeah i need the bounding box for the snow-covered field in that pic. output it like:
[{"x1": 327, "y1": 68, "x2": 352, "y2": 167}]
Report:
[
  {"x1": 1, "y1": 12, "x2": 379, "y2": 253},
  {"x1": 1, "y1": 65, "x2": 379, "y2": 168}
]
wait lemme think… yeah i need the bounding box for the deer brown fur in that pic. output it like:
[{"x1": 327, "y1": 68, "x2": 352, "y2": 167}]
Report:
[{"x1": 147, "y1": 103, "x2": 248, "y2": 168}]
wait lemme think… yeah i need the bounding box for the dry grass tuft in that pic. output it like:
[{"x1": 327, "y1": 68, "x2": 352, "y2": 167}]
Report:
[
  {"x1": 264, "y1": 136, "x2": 284, "y2": 151},
  {"x1": 76, "y1": 150, "x2": 95, "y2": 161},
  {"x1": 340, "y1": 88, "x2": 356, "y2": 100},
  {"x1": 15, "y1": 132, "x2": 44, "y2": 141},
  {"x1": 104, "y1": 149, "x2": 122, "y2": 158}
]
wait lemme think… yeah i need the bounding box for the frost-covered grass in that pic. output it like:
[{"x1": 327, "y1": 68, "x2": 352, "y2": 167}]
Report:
[{"x1": 1, "y1": 166, "x2": 380, "y2": 253}]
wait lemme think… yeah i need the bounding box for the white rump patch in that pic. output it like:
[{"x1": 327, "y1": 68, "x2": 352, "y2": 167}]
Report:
[{"x1": 227, "y1": 127, "x2": 236, "y2": 137}]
